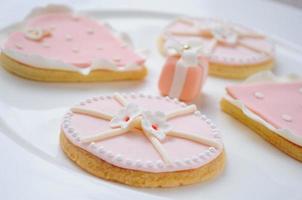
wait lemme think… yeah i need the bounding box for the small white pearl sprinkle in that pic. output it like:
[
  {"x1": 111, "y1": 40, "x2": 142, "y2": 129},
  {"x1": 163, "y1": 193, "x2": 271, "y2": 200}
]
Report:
[
  {"x1": 135, "y1": 160, "x2": 142, "y2": 167},
  {"x1": 68, "y1": 128, "x2": 74, "y2": 133},
  {"x1": 209, "y1": 147, "x2": 216, "y2": 153},
  {"x1": 192, "y1": 156, "x2": 199, "y2": 162},
  {"x1": 156, "y1": 160, "x2": 164, "y2": 168},
  {"x1": 282, "y1": 114, "x2": 292, "y2": 122},
  {"x1": 72, "y1": 48, "x2": 79, "y2": 53},
  {"x1": 98, "y1": 146, "x2": 105, "y2": 154},
  {"x1": 185, "y1": 158, "x2": 191, "y2": 164},
  {"x1": 213, "y1": 132, "x2": 221, "y2": 138},
  {"x1": 205, "y1": 119, "x2": 211, "y2": 124},
  {"x1": 87, "y1": 29, "x2": 94, "y2": 35},
  {"x1": 15, "y1": 44, "x2": 23, "y2": 49},
  {"x1": 125, "y1": 159, "x2": 132, "y2": 166},
  {"x1": 130, "y1": 93, "x2": 136, "y2": 98},
  {"x1": 113, "y1": 57, "x2": 121, "y2": 62},
  {"x1": 254, "y1": 92, "x2": 264, "y2": 99},
  {"x1": 49, "y1": 26, "x2": 56, "y2": 31},
  {"x1": 146, "y1": 161, "x2": 153, "y2": 168},
  {"x1": 89, "y1": 142, "x2": 97, "y2": 150},
  {"x1": 115, "y1": 154, "x2": 123, "y2": 162},
  {"x1": 210, "y1": 123, "x2": 216, "y2": 129},
  {"x1": 43, "y1": 43, "x2": 50, "y2": 48},
  {"x1": 72, "y1": 16, "x2": 80, "y2": 21},
  {"x1": 65, "y1": 34, "x2": 73, "y2": 41},
  {"x1": 174, "y1": 160, "x2": 182, "y2": 166},
  {"x1": 194, "y1": 111, "x2": 201, "y2": 116}
]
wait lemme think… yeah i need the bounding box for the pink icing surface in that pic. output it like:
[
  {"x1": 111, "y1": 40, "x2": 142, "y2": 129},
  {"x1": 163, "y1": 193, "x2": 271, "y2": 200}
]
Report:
[
  {"x1": 227, "y1": 82, "x2": 302, "y2": 137},
  {"x1": 163, "y1": 18, "x2": 274, "y2": 66},
  {"x1": 62, "y1": 94, "x2": 223, "y2": 173},
  {"x1": 4, "y1": 13, "x2": 144, "y2": 68}
]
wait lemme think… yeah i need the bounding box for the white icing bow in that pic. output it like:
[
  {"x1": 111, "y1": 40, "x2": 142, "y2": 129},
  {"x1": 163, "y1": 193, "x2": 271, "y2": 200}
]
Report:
[
  {"x1": 71, "y1": 93, "x2": 221, "y2": 164},
  {"x1": 141, "y1": 111, "x2": 171, "y2": 141},
  {"x1": 110, "y1": 103, "x2": 140, "y2": 129}
]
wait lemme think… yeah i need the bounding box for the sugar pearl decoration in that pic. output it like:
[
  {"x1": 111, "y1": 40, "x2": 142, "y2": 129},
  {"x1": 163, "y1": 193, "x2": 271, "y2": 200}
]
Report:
[
  {"x1": 72, "y1": 16, "x2": 80, "y2": 21},
  {"x1": 113, "y1": 57, "x2": 121, "y2": 63},
  {"x1": 65, "y1": 34, "x2": 73, "y2": 41},
  {"x1": 43, "y1": 43, "x2": 50, "y2": 48},
  {"x1": 87, "y1": 29, "x2": 94, "y2": 35},
  {"x1": 254, "y1": 92, "x2": 264, "y2": 99},
  {"x1": 209, "y1": 147, "x2": 216, "y2": 153},
  {"x1": 15, "y1": 44, "x2": 23, "y2": 49},
  {"x1": 156, "y1": 160, "x2": 164, "y2": 168},
  {"x1": 281, "y1": 114, "x2": 292, "y2": 122},
  {"x1": 146, "y1": 161, "x2": 153, "y2": 168},
  {"x1": 98, "y1": 146, "x2": 105, "y2": 154},
  {"x1": 115, "y1": 154, "x2": 123, "y2": 162},
  {"x1": 135, "y1": 160, "x2": 142, "y2": 167},
  {"x1": 125, "y1": 159, "x2": 132, "y2": 166},
  {"x1": 72, "y1": 48, "x2": 79, "y2": 53}
]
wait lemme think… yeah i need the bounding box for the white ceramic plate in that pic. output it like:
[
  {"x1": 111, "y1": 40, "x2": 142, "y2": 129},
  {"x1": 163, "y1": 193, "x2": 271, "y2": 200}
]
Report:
[{"x1": 0, "y1": 9, "x2": 301, "y2": 200}]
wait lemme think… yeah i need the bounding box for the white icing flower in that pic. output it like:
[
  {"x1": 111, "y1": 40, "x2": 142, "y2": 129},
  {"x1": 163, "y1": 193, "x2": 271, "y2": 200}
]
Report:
[
  {"x1": 110, "y1": 103, "x2": 141, "y2": 129},
  {"x1": 211, "y1": 25, "x2": 238, "y2": 45},
  {"x1": 141, "y1": 111, "x2": 171, "y2": 141},
  {"x1": 25, "y1": 27, "x2": 51, "y2": 41}
]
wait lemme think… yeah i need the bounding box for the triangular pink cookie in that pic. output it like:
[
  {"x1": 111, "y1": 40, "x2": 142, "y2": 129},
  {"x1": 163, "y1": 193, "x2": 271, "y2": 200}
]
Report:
[
  {"x1": 3, "y1": 12, "x2": 144, "y2": 70},
  {"x1": 227, "y1": 82, "x2": 302, "y2": 138}
]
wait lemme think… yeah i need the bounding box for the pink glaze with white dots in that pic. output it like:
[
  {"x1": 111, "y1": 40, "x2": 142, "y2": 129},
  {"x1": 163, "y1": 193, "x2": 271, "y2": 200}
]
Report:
[{"x1": 4, "y1": 13, "x2": 144, "y2": 69}]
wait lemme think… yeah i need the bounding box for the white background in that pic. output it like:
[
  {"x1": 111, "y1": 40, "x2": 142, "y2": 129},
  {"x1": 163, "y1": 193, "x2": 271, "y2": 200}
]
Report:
[{"x1": 0, "y1": 1, "x2": 301, "y2": 200}]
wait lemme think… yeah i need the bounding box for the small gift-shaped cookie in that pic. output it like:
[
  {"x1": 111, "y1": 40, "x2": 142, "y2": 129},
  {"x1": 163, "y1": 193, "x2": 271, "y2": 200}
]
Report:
[{"x1": 158, "y1": 41, "x2": 208, "y2": 102}]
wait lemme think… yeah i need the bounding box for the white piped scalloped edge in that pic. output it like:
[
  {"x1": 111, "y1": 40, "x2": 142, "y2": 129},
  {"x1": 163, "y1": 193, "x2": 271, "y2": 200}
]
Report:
[
  {"x1": 162, "y1": 17, "x2": 275, "y2": 65},
  {"x1": 2, "y1": 4, "x2": 145, "y2": 75},
  {"x1": 224, "y1": 71, "x2": 302, "y2": 146},
  {"x1": 61, "y1": 93, "x2": 223, "y2": 173}
]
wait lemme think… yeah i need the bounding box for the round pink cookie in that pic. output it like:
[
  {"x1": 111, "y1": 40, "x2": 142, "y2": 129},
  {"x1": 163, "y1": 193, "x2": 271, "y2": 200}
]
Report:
[
  {"x1": 161, "y1": 17, "x2": 274, "y2": 66},
  {"x1": 61, "y1": 93, "x2": 224, "y2": 173}
]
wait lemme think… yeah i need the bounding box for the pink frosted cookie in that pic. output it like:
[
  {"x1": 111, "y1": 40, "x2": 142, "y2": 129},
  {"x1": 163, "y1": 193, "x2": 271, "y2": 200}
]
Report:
[
  {"x1": 221, "y1": 71, "x2": 302, "y2": 161},
  {"x1": 158, "y1": 50, "x2": 208, "y2": 102},
  {"x1": 1, "y1": 5, "x2": 147, "y2": 82},
  {"x1": 159, "y1": 17, "x2": 275, "y2": 79},
  {"x1": 60, "y1": 93, "x2": 225, "y2": 187}
]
